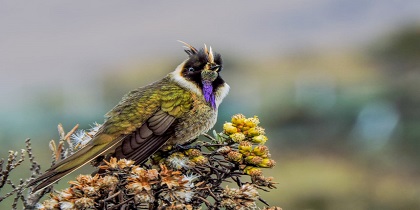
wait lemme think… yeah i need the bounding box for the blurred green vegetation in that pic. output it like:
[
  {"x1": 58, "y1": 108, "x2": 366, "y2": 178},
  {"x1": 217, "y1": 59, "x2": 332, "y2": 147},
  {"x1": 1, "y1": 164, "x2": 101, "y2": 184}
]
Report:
[{"x1": 1, "y1": 25, "x2": 420, "y2": 209}]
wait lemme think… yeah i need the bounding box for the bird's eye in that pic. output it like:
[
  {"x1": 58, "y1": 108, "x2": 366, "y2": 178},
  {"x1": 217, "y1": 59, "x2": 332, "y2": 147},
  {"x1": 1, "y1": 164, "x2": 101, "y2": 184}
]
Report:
[{"x1": 188, "y1": 67, "x2": 195, "y2": 72}]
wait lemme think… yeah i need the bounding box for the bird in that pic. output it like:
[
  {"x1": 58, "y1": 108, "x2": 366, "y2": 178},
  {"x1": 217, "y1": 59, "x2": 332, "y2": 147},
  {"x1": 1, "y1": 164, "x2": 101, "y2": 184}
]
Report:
[{"x1": 28, "y1": 41, "x2": 229, "y2": 193}]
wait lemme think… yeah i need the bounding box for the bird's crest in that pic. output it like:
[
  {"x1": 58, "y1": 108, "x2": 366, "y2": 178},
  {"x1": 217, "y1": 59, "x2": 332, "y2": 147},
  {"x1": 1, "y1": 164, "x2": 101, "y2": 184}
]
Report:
[{"x1": 178, "y1": 40, "x2": 215, "y2": 64}]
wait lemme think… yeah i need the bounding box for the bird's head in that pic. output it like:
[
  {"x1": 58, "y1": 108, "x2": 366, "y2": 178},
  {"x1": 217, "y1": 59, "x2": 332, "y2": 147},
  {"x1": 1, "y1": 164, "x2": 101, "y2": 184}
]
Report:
[{"x1": 171, "y1": 41, "x2": 228, "y2": 109}]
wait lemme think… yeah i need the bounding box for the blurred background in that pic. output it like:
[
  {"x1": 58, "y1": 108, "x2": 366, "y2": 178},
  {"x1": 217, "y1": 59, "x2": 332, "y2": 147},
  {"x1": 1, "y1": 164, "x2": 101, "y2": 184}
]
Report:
[{"x1": 1, "y1": 1, "x2": 420, "y2": 209}]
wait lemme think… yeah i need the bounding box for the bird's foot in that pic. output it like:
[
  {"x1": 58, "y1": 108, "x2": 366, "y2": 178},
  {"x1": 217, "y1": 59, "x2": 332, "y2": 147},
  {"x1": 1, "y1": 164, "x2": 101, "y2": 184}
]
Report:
[{"x1": 170, "y1": 138, "x2": 201, "y2": 154}]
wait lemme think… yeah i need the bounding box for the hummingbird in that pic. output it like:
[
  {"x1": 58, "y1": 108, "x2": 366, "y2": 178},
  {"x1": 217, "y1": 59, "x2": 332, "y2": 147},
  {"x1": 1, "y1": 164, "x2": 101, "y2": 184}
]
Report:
[{"x1": 28, "y1": 41, "x2": 229, "y2": 193}]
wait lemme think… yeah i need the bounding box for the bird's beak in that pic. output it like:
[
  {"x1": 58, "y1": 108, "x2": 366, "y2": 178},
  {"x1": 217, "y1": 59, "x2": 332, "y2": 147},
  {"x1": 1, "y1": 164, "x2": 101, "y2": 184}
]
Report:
[
  {"x1": 201, "y1": 69, "x2": 218, "y2": 82},
  {"x1": 209, "y1": 64, "x2": 221, "y2": 72}
]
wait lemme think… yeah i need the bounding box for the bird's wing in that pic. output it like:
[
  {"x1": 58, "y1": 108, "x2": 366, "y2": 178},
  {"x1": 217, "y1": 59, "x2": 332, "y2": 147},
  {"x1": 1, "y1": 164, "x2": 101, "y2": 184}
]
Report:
[
  {"x1": 113, "y1": 109, "x2": 175, "y2": 164},
  {"x1": 29, "y1": 79, "x2": 192, "y2": 192},
  {"x1": 107, "y1": 81, "x2": 193, "y2": 164}
]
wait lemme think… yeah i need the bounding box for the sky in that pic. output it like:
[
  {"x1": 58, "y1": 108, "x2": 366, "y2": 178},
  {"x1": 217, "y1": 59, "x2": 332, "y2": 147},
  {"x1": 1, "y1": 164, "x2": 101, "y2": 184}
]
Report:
[{"x1": 0, "y1": 0, "x2": 419, "y2": 141}]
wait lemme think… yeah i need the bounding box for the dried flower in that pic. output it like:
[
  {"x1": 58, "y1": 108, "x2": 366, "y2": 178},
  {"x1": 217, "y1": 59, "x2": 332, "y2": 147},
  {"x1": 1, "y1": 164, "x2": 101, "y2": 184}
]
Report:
[
  {"x1": 39, "y1": 199, "x2": 59, "y2": 210},
  {"x1": 182, "y1": 173, "x2": 200, "y2": 186},
  {"x1": 167, "y1": 153, "x2": 192, "y2": 170},
  {"x1": 100, "y1": 158, "x2": 118, "y2": 169},
  {"x1": 98, "y1": 175, "x2": 118, "y2": 190},
  {"x1": 74, "y1": 197, "x2": 94, "y2": 209},
  {"x1": 252, "y1": 175, "x2": 277, "y2": 189},
  {"x1": 70, "y1": 130, "x2": 91, "y2": 149},
  {"x1": 117, "y1": 159, "x2": 135, "y2": 168},
  {"x1": 82, "y1": 186, "x2": 99, "y2": 197},
  {"x1": 263, "y1": 207, "x2": 283, "y2": 210},
  {"x1": 59, "y1": 201, "x2": 75, "y2": 210},
  {"x1": 221, "y1": 184, "x2": 259, "y2": 210},
  {"x1": 217, "y1": 146, "x2": 232, "y2": 154},
  {"x1": 134, "y1": 191, "x2": 154, "y2": 203},
  {"x1": 227, "y1": 151, "x2": 243, "y2": 163},
  {"x1": 160, "y1": 164, "x2": 186, "y2": 189},
  {"x1": 127, "y1": 167, "x2": 157, "y2": 192}
]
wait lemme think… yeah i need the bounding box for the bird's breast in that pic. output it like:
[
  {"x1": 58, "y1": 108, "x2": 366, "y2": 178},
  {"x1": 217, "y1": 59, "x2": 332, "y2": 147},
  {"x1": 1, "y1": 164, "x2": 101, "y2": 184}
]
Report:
[{"x1": 167, "y1": 94, "x2": 218, "y2": 145}]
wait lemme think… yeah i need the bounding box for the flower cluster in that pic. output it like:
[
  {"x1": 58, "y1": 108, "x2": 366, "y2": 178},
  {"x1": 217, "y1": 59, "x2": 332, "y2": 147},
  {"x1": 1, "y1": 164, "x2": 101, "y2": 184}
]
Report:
[
  {"x1": 220, "y1": 114, "x2": 276, "y2": 177},
  {"x1": 37, "y1": 173, "x2": 119, "y2": 210},
  {"x1": 220, "y1": 184, "x2": 259, "y2": 210},
  {"x1": 34, "y1": 113, "x2": 279, "y2": 209},
  {"x1": 153, "y1": 148, "x2": 208, "y2": 170},
  {"x1": 37, "y1": 158, "x2": 196, "y2": 210},
  {"x1": 223, "y1": 114, "x2": 267, "y2": 144}
]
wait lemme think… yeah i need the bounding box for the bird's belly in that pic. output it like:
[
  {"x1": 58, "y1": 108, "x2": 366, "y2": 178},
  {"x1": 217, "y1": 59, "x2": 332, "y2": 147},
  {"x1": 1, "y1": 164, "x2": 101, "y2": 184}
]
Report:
[{"x1": 167, "y1": 103, "x2": 217, "y2": 145}]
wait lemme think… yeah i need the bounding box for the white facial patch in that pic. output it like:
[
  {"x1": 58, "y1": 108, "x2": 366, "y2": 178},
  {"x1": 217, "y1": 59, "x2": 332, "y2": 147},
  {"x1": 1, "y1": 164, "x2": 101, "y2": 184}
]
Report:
[
  {"x1": 170, "y1": 61, "x2": 203, "y2": 97},
  {"x1": 170, "y1": 60, "x2": 229, "y2": 108}
]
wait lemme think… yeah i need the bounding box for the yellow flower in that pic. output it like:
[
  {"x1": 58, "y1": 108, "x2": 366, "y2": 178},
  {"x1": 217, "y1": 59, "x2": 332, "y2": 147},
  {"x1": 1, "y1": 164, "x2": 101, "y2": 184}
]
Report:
[
  {"x1": 238, "y1": 141, "x2": 253, "y2": 154},
  {"x1": 223, "y1": 122, "x2": 238, "y2": 134},
  {"x1": 161, "y1": 145, "x2": 173, "y2": 151},
  {"x1": 247, "y1": 127, "x2": 265, "y2": 137},
  {"x1": 243, "y1": 166, "x2": 262, "y2": 176},
  {"x1": 257, "y1": 158, "x2": 276, "y2": 168},
  {"x1": 231, "y1": 114, "x2": 246, "y2": 126},
  {"x1": 252, "y1": 145, "x2": 269, "y2": 157},
  {"x1": 191, "y1": 155, "x2": 208, "y2": 165},
  {"x1": 184, "y1": 149, "x2": 201, "y2": 157},
  {"x1": 245, "y1": 156, "x2": 263, "y2": 165},
  {"x1": 251, "y1": 135, "x2": 268, "y2": 144},
  {"x1": 244, "y1": 116, "x2": 260, "y2": 128},
  {"x1": 230, "y1": 132, "x2": 246, "y2": 142}
]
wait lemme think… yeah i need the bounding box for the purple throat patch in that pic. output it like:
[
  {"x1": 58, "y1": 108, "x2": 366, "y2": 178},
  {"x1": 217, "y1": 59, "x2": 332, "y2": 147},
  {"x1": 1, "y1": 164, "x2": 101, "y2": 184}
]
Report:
[{"x1": 202, "y1": 81, "x2": 216, "y2": 109}]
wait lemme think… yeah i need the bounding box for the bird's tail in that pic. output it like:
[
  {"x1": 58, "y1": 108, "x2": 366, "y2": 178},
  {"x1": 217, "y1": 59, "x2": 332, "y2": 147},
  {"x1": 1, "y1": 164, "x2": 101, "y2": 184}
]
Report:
[
  {"x1": 27, "y1": 166, "x2": 76, "y2": 193},
  {"x1": 27, "y1": 134, "x2": 118, "y2": 193},
  {"x1": 27, "y1": 143, "x2": 98, "y2": 193}
]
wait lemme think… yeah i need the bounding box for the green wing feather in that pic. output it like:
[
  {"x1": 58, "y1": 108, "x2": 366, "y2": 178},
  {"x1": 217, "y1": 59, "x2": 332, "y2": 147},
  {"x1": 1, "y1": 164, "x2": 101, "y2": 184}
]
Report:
[{"x1": 29, "y1": 77, "x2": 192, "y2": 193}]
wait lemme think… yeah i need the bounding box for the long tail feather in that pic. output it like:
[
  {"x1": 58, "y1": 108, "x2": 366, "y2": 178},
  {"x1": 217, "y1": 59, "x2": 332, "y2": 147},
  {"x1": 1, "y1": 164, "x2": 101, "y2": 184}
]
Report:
[
  {"x1": 28, "y1": 134, "x2": 121, "y2": 194},
  {"x1": 28, "y1": 168, "x2": 73, "y2": 193}
]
